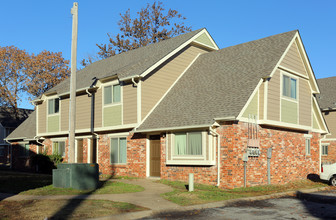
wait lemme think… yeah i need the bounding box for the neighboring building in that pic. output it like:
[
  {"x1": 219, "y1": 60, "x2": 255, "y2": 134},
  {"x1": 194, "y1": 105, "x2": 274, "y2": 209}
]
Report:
[
  {"x1": 317, "y1": 76, "x2": 336, "y2": 164},
  {"x1": 6, "y1": 29, "x2": 328, "y2": 188},
  {"x1": 0, "y1": 107, "x2": 33, "y2": 166}
]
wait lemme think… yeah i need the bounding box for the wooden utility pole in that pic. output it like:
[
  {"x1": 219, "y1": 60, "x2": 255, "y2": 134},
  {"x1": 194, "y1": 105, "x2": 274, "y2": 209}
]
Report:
[{"x1": 69, "y1": 2, "x2": 78, "y2": 163}]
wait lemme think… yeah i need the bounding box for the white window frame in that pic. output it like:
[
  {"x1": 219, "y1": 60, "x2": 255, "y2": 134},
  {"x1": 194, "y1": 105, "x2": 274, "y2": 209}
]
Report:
[
  {"x1": 110, "y1": 136, "x2": 127, "y2": 165},
  {"x1": 171, "y1": 131, "x2": 206, "y2": 159},
  {"x1": 52, "y1": 140, "x2": 66, "y2": 157},
  {"x1": 47, "y1": 97, "x2": 60, "y2": 115},
  {"x1": 305, "y1": 138, "x2": 311, "y2": 155},
  {"x1": 103, "y1": 81, "x2": 122, "y2": 107},
  {"x1": 281, "y1": 72, "x2": 298, "y2": 102},
  {"x1": 322, "y1": 144, "x2": 329, "y2": 156}
]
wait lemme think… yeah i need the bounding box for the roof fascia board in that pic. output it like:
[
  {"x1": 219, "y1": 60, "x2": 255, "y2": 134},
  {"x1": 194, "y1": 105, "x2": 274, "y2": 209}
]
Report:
[
  {"x1": 312, "y1": 96, "x2": 329, "y2": 133},
  {"x1": 236, "y1": 78, "x2": 264, "y2": 120},
  {"x1": 5, "y1": 137, "x2": 27, "y2": 141},
  {"x1": 136, "y1": 53, "x2": 203, "y2": 130},
  {"x1": 135, "y1": 124, "x2": 212, "y2": 133},
  {"x1": 270, "y1": 33, "x2": 297, "y2": 78},
  {"x1": 119, "y1": 75, "x2": 141, "y2": 82},
  {"x1": 295, "y1": 33, "x2": 320, "y2": 94},
  {"x1": 140, "y1": 29, "x2": 215, "y2": 79},
  {"x1": 214, "y1": 116, "x2": 237, "y2": 121}
]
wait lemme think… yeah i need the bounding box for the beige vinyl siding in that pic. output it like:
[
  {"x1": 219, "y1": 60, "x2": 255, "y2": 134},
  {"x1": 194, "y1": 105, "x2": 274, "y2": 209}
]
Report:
[
  {"x1": 242, "y1": 91, "x2": 258, "y2": 118},
  {"x1": 312, "y1": 99, "x2": 323, "y2": 130},
  {"x1": 193, "y1": 33, "x2": 216, "y2": 48},
  {"x1": 76, "y1": 94, "x2": 91, "y2": 130},
  {"x1": 60, "y1": 98, "x2": 69, "y2": 131},
  {"x1": 259, "y1": 83, "x2": 264, "y2": 120},
  {"x1": 123, "y1": 82, "x2": 137, "y2": 124},
  {"x1": 141, "y1": 45, "x2": 209, "y2": 119},
  {"x1": 324, "y1": 111, "x2": 336, "y2": 138},
  {"x1": 280, "y1": 41, "x2": 308, "y2": 77},
  {"x1": 94, "y1": 89, "x2": 102, "y2": 128},
  {"x1": 281, "y1": 99, "x2": 298, "y2": 124},
  {"x1": 299, "y1": 78, "x2": 311, "y2": 126},
  {"x1": 38, "y1": 102, "x2": 46, "y2": 134},
  {"x1": 47, "y1": 115, "x2": 59, "y2": 132},
  {"x1": 103, "y1": 105, "x2": 122, "y2": 127},
  {"x1": 267, "y1": 69, "x2": 281, "y2": 121}
]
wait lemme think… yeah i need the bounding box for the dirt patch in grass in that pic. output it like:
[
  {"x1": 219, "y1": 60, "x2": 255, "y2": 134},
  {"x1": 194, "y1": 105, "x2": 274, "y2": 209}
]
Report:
[
  {"x1": 0, "y1": 199, "x2": 147, "y2": 220},
  {"x1": 158, "y1": 179, "x2": 329, "y2": 206}
]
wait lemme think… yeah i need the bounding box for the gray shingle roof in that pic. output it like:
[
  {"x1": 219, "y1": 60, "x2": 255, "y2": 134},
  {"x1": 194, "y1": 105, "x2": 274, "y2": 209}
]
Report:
[
  {"x1": 48, "y1": 29, "x2": 205, "y2": 95},
  {"x1": 317, "y1": 76, "x2": 336, "y2": 109},
  {"x1": 137, "y1": 30, "x2": 297, "y2": 131},
  {"x1": 6, "y1": 111, "x2": 36, "y2": 141}
]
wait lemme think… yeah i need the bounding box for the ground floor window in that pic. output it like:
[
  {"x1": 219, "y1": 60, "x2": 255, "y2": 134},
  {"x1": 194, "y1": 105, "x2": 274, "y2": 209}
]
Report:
[
  {"x1": 305, "y1": 138, "x2": 311, "y2": 155},
  {"x1": 19, "y1": 144, "x2": 30, "y2": 157},
  {"x1": 52, "y1": 141, "x2": 66, "y2": 157},
  {"x1": 322, "y1": 144, "x2": 328, "y2": 155},
  {"x1": 174, "y1": 132, "x2": 202, "y2": 156},
  {"x1": 110, "y1": 137, "x2": 127, "y2": 164}
]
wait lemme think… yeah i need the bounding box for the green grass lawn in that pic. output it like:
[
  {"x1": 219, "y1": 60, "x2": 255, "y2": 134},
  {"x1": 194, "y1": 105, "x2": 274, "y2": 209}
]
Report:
[
  {"x1": 0, "y1": 171, "x2": 144, "y2": 195},
  {"x1": 158, "y1": 179, "x2": 328, "y2": 206}
]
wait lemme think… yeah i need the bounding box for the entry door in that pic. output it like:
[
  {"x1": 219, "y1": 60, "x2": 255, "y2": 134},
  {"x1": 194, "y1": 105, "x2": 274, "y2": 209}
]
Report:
[
  {"x1": 150, "y1": 136, "x2": 161, "y2": 177},
  {"x1": 76, "y1": 139, "x2": 83, "y2": 163}
]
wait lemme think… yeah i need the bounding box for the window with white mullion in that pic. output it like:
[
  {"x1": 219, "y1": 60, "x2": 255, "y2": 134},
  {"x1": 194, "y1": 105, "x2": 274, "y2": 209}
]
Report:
[
  {"x1": 110, "y1": 137, "x2": 127, "y2": 164},
  {"x1": 283, "y1": 75, "x2": 297, "y2": 99},
  {"x1": 48, "y1": 98, "x2": 59, "y2": 114},
  {"x1": 104, "y1": 84, "x2": 121, "y2": 105},
  {"x1": 174, "y1": 132, "x2": 202, "y2": 156}
]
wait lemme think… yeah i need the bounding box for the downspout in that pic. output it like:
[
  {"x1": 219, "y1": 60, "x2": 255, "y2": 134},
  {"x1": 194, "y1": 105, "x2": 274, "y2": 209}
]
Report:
[
  {"x1": 5, "y1": 139, "x2": 12, "y2": 169},
  {"x1": 34, "y1": 136, "x2": 45, "y2": 154},
  {"x1": 210, "y1": 127, "x2": 221, "y2": 187},
  {"x1": 131, "y1": 77, "x2": 138, "y2": 86}
]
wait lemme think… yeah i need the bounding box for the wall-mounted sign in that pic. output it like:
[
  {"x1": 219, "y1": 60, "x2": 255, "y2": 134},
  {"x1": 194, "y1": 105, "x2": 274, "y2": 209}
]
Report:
[{"x1": 247, "y1": 147, "x2": 260, "y2": 157}]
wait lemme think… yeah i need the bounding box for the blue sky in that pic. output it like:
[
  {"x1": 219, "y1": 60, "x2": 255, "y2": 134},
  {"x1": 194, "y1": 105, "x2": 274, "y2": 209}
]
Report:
[{"x1": 1, "y1": 0, "x2": 335, "y2": 109}]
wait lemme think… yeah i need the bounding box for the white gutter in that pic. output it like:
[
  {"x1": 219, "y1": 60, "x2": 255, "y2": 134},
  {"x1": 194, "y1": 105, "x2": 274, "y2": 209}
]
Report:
[
  {"x1": 119, "y1": 75, "x2": 141, "y2": 82},
  {"x1": 34, "y1": 136, "x2": 45, "y2": 154},
  {"x1": 214, "y1": 116, "x2": 236, "y2": 121},
  {"x1": 131, "y1": 77, "x2": 138, "y2": 86},
  {"x1": 135, "y1": 124, "x2": 212, "y2": 133},
  {"x1": 210, "y1": 127, "x2": 221, "y2": 187}
]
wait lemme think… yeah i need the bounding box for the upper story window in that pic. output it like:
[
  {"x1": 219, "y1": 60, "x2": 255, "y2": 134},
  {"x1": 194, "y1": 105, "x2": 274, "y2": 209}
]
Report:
[
  {"x1": 283, "y1": 75, "x2": 297, "y2": 99},
  {"x1": 104, "y1": 84, "x2": 121, "y2": 105},
  {"x1": 48, "y1": 98, "x2": 59, "y2": 115},
  {"x1": 174, "y1": 132, "x2": 202, "y2": 156}
]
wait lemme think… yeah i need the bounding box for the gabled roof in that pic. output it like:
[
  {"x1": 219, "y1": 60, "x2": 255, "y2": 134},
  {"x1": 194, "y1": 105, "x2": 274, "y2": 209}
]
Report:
[
  {"x1": 317, "y1": 76, "x2": 336, "y2": 110},
  {"x1": 0, "y1": 107, "x2": 33, "y2": 128},
  {"x1": 6, "y1": 111, "x2": 36, "y2": 141},
  {"x1": 137, "y1": 30, "x2": 297, "y2": 132},
  {"x1": 47, "y1": 28, "x2": 207, "y2": 95}
]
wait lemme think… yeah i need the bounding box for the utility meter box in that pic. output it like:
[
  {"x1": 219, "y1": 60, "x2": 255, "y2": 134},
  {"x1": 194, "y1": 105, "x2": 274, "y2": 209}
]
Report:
[{"x1": 53, "y1": 163, "x2": 99, "y2": 190}]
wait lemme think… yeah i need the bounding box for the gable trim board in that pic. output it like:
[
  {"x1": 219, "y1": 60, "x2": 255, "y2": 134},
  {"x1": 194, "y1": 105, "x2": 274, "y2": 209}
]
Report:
[
  {"x1": 312, "y1": 96, "x2": 329, "y2": 133},
  {"x1": 128, "y1": 29, "x2": 218, "y2": 80}
]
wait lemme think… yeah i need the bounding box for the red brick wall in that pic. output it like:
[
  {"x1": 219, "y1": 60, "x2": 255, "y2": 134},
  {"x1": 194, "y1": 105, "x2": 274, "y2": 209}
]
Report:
[
  {"x1": 98, "y1": 133, "x2": 147, "y2": 177},
  {"x1": 218, "y1": 122, "x2": 320, "y2": 188},
  {"x1": 159, "y1": 122, "x2": 320, "y2": 189},
  {"x1": 321, "y1": 140, "x2": 336, "y2": 164}
]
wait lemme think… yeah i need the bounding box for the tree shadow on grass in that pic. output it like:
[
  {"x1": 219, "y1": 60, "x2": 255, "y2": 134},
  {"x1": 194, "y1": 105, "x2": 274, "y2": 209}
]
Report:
[{"x1": 50, "y1": 168, "x2": 115, "y2": 219}]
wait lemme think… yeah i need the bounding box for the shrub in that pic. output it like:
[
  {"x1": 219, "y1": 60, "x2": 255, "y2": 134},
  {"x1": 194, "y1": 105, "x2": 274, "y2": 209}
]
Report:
[{"x1": 30, "y1": 154, "x2": 56, "y2": 174}]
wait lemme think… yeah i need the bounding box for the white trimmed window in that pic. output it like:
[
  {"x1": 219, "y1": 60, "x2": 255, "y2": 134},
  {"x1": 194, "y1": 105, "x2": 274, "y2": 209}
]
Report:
[
  {"x1": 174, "y1": 132, "x2": 202, "y2": 156},
  {"x1": 104, "y1": 84, "x2": 121, "y2": 105},
  {"x1": 283, "y1": 75, "x2": 297, "y2": 99},
  {"x1": 322, "y1": 144, "x2": 328, "y2": 156},
  {"x1": 110, "y1": 137, "x2": 127, "y2": 164},
  {"x1": 53, "y1": 141, "x2": 66, "y2": 157},
  {"x1": 305, "y1": 138, "x2": 311, "y2": 155},
  {"x1": 48, "y1": 98, "x2": 59, "y2": 114}
]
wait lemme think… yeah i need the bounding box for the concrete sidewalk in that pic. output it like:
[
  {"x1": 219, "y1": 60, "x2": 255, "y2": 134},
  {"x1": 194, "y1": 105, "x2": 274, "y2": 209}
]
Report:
[{"x1": 0, "y1": 179, "x2": 330, "y2": 220}]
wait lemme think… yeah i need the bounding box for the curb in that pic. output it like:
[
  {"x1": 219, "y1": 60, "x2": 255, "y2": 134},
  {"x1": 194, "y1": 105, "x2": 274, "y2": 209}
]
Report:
[{"x1": 95, "y1": 186, "x2": 330, "y2": 220}]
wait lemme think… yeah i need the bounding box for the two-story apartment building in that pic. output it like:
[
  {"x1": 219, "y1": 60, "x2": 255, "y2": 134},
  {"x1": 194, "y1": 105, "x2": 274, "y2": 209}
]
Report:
[
  {"x1": 7, "y1": 29, "x2": 328, "y2": 188},
  {"x1": 317, "y1": 76, "x2": 336, "y2": 164}
]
